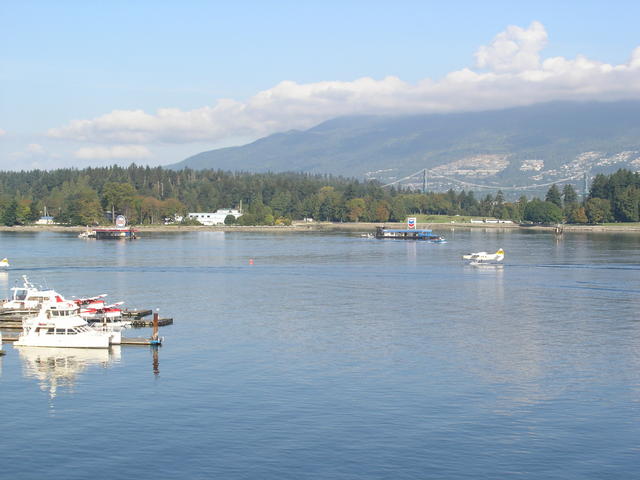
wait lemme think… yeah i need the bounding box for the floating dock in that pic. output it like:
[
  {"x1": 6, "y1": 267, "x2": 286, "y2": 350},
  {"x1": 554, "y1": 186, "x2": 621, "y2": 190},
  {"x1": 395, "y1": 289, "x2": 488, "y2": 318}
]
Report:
[
  {"x1": 0, "y1": 333, "x2": 161, "y2": 346},
  {"x1": 130, "y1": 317, "x2": 173, "y2": 327},
  {"x1": 122, "y1": 309, "x2": 153, "y2": 318}
]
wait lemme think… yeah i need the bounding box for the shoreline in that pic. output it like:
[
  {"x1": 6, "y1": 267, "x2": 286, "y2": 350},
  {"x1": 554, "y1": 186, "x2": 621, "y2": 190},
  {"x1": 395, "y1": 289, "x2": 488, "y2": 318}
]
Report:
[{"x1": 0, "y1": 222, "x2": 639, "y2": 234}]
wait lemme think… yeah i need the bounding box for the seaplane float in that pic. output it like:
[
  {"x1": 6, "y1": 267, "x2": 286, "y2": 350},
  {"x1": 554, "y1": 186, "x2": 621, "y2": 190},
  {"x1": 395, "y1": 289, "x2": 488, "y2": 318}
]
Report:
[{"x1": 463, "y1": 248, "x2": 505, "y2": 265}]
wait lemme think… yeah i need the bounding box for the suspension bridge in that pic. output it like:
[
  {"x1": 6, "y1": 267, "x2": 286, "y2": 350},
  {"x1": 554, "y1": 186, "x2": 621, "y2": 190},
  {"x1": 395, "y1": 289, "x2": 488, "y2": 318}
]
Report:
[{"x1": 381, "y1": 168, "x2": 589, "y2": 194}]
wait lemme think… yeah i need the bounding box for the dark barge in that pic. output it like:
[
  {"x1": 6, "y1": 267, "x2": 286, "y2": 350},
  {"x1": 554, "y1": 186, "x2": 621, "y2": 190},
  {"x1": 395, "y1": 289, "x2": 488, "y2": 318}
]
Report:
[{"x1": 94, "y1": 227, "x2": 137, "y2": 239}]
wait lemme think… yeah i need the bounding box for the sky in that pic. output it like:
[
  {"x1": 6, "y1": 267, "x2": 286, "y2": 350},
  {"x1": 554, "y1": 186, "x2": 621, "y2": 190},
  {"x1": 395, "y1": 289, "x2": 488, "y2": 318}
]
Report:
[{"x1": 2, "y1": 0, "x2": 640, "y2": 171}]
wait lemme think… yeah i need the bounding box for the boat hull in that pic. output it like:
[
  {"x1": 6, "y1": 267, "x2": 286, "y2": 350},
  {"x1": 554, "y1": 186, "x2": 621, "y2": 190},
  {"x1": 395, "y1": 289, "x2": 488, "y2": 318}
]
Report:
[{"x1": 14, "y1": 333, "x2": 110, "y2": 349}]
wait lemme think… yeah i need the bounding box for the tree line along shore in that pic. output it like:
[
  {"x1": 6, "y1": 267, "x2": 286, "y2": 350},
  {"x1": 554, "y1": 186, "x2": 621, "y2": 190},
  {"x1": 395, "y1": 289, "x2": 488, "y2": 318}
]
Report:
[{"x1": 0, "y1": 165, "x2": 638, "y2": 228}]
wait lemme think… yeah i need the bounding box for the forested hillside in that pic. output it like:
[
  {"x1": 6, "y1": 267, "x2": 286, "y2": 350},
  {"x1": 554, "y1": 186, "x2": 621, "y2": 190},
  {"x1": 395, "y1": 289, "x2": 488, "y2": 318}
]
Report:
[{"x1": 0, "y1": 165, "x2": 637, "y2": 226}]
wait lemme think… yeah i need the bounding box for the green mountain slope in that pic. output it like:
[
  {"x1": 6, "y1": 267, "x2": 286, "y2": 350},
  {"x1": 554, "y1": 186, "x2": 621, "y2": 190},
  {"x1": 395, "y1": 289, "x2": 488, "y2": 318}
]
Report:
[{"x1": 168, "y1": 100, "x2": 640, "y2": 189}]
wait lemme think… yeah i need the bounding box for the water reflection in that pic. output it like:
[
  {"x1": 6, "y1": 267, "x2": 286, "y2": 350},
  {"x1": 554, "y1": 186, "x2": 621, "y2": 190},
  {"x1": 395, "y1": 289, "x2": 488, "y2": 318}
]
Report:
[
  {"x1": 17, "y1": 346, "x2": 121, "y2": 399},
  {"x1": 152, "y1": 345, "x2": 160, "y2": 376}
]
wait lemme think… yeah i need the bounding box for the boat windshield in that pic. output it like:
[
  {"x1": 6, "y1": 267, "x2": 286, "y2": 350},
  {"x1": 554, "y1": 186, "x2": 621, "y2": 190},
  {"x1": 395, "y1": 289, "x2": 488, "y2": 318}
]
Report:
[{"x1": 13, "y1": 289, "x2": 28, "y2": 301}]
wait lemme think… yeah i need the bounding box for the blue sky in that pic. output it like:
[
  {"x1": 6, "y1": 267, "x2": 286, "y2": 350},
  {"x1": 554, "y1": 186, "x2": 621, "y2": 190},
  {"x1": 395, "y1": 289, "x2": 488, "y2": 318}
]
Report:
[{"x1": 2, "y1": 0, "x2": 640, "y2": 170}]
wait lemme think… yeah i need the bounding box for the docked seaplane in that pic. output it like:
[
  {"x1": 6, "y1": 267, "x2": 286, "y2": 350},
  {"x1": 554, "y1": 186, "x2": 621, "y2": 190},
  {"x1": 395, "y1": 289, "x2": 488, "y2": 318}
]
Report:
[
  {"x1": 77, "y1": 298, "x2": 131, "y2": 329},
  {"x1": 463, "y1": 248, "x2": 505, "y2": 265}
]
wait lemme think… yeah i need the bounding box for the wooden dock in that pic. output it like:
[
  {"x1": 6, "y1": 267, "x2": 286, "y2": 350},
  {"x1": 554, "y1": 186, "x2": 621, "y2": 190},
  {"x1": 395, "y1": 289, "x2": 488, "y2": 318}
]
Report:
[
  {"x1": 122, "y1": 309, "x2": 153, "y2": 318},
  {"x1": 1, "y1": 333, "x2": 161, "y2": 346},
  {"x1": 0, "y1": 318, "x2": 173, "y2": 330},
  {"x1": 0, "y1": 322, "x2": 23, "y2": 329}
]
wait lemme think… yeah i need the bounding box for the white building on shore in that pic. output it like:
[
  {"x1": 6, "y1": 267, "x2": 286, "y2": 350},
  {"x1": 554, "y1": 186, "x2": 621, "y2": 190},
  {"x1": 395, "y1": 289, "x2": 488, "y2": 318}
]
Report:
[{"x1": 187, "y1": 208, "x2": 243, "y2": 226}]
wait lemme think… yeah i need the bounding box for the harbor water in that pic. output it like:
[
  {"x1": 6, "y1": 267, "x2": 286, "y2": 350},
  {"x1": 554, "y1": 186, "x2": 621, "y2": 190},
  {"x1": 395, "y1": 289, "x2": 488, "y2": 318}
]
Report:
[{"x1": 1, "y1": 229, "x2": 639, "y2": 479}]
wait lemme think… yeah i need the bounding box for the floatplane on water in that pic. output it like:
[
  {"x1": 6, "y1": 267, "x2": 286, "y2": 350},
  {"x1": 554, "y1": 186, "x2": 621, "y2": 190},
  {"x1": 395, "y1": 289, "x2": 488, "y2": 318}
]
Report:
[{"x1": 463, "y1": 249, "x2": 505, "y2": 264}]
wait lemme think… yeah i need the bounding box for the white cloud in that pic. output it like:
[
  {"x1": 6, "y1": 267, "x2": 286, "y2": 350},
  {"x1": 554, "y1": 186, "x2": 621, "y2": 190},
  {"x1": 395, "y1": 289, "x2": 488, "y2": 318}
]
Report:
[
  {"x1": 26, "y1": 143, "x2": 45, "y2": 154},
  {"x1": 10, "y1": 143, "x2": 48, "y2": 160},
  {"x1": 74, "y1": 145, "x2": 152, "y2": 160},
  {"x1": 47, "y1": 22, "x2": 640, "y2": 146},
  {"x1": 474, "y1": 21, "x2": 547, "y2": 72}
]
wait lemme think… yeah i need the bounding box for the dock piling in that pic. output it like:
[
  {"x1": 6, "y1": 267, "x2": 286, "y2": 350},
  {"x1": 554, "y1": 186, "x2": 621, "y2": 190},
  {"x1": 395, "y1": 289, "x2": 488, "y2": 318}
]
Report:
[{"x1": 152, "y1": 312, "x2": 159, "y2": 341}]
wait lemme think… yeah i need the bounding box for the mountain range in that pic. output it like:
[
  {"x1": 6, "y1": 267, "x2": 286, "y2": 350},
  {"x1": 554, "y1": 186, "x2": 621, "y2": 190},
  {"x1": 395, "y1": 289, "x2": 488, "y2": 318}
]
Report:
[{"x1": 168, "y1": 100, "x2": 640, "y2": 192}]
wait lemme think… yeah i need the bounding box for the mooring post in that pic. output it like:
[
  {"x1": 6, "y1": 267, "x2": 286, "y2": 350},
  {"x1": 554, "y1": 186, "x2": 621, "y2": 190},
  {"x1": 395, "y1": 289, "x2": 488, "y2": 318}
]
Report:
[{"x1": 152, "y1": 311, "x2": 159, "y2": 341}]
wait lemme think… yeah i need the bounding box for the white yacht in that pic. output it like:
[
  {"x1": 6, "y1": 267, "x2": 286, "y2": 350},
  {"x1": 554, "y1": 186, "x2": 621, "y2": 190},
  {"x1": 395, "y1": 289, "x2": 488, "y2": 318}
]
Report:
[
  {"x1": 0, "y1": 276, "x2": 62, "y2": 315},
  {"x1": 14, "y1": 300, "x2": 111, "y2": 349},
  {"x1": 0, "y1": 258, "x2": 9, "y2": 268}
]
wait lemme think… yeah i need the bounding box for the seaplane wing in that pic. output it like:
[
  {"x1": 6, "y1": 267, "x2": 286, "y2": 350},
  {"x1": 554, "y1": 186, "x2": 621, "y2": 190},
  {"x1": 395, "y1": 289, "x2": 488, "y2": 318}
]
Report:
[
  {"x1": 105, "y1": 301, "x2": 125, "y2": 309},
  {"x1": 74, "y1": 294, "x2": 107, "y2": 304}
]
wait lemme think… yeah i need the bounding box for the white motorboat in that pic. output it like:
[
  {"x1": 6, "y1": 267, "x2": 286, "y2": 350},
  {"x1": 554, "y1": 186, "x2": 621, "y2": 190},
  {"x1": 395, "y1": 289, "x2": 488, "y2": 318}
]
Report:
[
  {"x1": 14, "y1": 300, "x2": 111, "y2": 349},
  {"x1": 463, "y1": 248, "x2": 505, "y2": 264},
  {"x1": 0, "y1": 258, "x2": 9, "y2": 268},
  {"x1": 0, "y1": 275, "x2": 65, "y2": 315}
]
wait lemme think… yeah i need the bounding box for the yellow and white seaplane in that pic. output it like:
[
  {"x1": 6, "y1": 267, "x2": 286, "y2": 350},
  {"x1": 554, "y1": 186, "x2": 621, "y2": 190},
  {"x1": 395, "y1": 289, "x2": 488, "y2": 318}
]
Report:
[{"x1": 463, "y1": 249, "x2": 505, "y2": 264}]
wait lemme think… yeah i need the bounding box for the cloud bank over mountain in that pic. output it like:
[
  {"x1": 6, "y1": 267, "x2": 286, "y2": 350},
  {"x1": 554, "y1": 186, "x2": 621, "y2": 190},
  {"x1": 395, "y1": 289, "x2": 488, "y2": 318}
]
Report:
[{"x1": 47, "y1": 21, "x2": 640, "y2": 152}]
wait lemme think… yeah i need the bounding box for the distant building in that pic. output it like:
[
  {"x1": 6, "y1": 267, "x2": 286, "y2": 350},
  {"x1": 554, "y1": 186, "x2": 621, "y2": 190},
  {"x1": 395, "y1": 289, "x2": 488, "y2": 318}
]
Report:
[
  {"x1": 35, "y1": 216, "x2": 55, "y2": 225},
  {"x1": 187, "y1": 209, "x2": 243, "y2": 226}
]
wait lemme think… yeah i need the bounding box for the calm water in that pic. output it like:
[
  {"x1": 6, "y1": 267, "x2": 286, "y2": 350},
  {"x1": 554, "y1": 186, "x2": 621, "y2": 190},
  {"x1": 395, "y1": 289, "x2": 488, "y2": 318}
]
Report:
[{"x1": 1, "y1": 229, "x2": 639, "y2": 479}]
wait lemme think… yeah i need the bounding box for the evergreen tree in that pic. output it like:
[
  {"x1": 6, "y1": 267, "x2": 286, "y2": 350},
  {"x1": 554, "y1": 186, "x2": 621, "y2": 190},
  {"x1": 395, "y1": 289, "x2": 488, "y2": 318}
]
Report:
[
  {"x1": 2, "y1": 200, "x2": 18, "y2": 226},
  {"x1": 545, "y1": 184, "x2": 563, "y2": 208},
  {"x1": 562, "y1": 184, "x2": 578, "y2": 205}
]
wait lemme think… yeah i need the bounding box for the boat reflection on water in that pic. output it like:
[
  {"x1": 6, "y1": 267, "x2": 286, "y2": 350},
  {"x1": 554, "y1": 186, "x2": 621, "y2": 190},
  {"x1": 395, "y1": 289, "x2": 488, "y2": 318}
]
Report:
[
  {"x1": 152, "y1": 345, "x2": 160, "y2": 376},
  {"x1": 17, "y1": 346, "x2": 121, "y2": 399}
]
